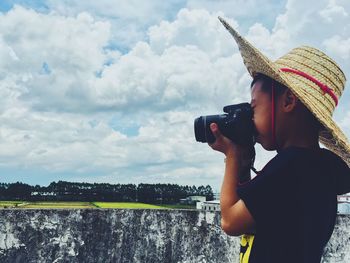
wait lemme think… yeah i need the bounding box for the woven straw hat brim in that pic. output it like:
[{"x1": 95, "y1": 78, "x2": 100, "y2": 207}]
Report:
[{"x1": 218, "y1": 16, "x2": 350, "y2": 166}]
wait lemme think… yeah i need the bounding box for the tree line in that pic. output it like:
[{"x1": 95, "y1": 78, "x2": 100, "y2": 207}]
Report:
[{"x1": 0, "y1": 181, "x2": 214, "y2": 204}]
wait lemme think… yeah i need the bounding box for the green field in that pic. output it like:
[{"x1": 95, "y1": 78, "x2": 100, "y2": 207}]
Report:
[
  {"x1": 157, "y1": 204, "x2": 196, "y2": 209},
  {"x1": 23, "y1": 202, "x2": 95, "y2": 209},
  {"x1": 93, "y1": 202, "x2": 166, "y2": 209},
  {"x1": 0, "y1": 201, "x2": 196, "y2": 209},
  {"x1": 0, "y1": 201, "x2": 94, "y2": 209},
  {"x1": 0, "y1": 201, "x2": 24, "y2": 208}
]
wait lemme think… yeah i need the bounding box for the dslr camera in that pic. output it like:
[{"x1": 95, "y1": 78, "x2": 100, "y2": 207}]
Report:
[{"x1": 194, "y1": 103, "x2": 256, "y2": 146}]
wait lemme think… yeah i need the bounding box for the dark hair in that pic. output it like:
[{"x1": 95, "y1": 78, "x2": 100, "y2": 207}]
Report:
[{"x1": 250, "y1": 73, "x2": 288, "y2": 98}]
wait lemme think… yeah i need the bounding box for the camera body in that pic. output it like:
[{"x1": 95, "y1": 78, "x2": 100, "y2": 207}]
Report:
[{"x1": 194, "y1": 103, "x2": 256, "y2": 146}]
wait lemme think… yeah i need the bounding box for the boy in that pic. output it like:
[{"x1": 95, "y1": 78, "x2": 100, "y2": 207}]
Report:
[{"x1": 208, "y1": 17, "x2": 350, "y2": 262}]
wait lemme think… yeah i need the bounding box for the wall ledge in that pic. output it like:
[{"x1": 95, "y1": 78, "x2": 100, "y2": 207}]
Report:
[{"x1": 0, "y1": 209, "x2": 348, "y2": 262}]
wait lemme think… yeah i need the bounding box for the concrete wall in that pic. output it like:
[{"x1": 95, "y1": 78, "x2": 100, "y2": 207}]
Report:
[{"x1": 0, "y1": 209, "x2": 348, "y2": 263}]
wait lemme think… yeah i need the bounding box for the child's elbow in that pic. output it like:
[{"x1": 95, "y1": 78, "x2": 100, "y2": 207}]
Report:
[{"x1": 221, "y1": 218, "x2": 242, "y2": 236}]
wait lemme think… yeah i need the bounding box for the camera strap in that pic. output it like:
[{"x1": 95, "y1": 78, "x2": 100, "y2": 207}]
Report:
[{"x1": 271, "y1": 80, "x2": 276, "y2": 148}]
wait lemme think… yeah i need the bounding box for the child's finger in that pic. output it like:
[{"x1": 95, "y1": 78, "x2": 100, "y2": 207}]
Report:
[{"x1": 210, "y1": 123, "x2": 221, "y2": 138}]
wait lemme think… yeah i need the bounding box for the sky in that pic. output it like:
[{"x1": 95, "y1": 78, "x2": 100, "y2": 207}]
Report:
[{"x1": 0, "y1": 0, "x2": 349, "y2": 192}]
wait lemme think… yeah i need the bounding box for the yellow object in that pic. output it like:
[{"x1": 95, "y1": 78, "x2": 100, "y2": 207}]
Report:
[{"x1": 240, "y1": 234, "x2": 255, "y2": 263}]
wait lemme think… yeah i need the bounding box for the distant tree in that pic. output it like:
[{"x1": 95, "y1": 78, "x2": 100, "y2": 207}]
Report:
[
  {"x1": 120, "y1": 184, "x2": 137, "y2": 202},
  {"x1": 0, "y1": 180, "x2": 214, "y2": 203},
  {"x1": 6, "y1": 182, "x2": 32, "y2": 200},
  {"x1": 137, "y1": 184, "x2": 157, "y2": 203},
  {"x1": 0, "y1": 183, "x2": 8, "y2": 200},
  {"x1": 204, "y1": 185, "x2": 214, "y2": 201}
]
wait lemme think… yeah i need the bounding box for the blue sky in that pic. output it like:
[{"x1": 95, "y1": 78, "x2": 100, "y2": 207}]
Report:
[{"x1": 0, "y1": 0, "x2": 349, "y2": 192}]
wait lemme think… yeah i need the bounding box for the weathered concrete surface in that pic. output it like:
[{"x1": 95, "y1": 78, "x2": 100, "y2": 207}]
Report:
[
  {"x1": 0, "y1": 209, "x2": 348, "y2": 263},
  {"x1": 323, "y1": 215, "x2": 350, "y2": 263}
]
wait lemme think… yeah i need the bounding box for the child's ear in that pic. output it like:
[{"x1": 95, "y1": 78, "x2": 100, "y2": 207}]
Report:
[{"x1": 282, "y1": 89, "x2": 298, "y2": 112}]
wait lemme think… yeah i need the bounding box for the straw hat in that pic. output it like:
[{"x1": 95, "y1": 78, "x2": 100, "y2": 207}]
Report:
[{"x1": 218, "y1": 16, "x2": 350, "y2": 167}]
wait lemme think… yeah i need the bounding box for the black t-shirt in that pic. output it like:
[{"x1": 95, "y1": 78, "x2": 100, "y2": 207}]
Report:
[{"x1": 237, "y1": 146, "x2": 350, "y2": 263}]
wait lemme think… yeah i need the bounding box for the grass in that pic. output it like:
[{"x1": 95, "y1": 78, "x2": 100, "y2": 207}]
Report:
[
  {"x1": 0, "y1": 201, "x2": 197, "y2": 209},
  {"x1": 23, "y1": 202, "x2": 95, "y2": 209},
  {"x1": 0, "y1": 201, "x2": 25, "y2": 208},
  {"x1": 159, "y1": 204, "x2": 196, "y2": 209},
  {"x1": 93, "y1": 202, "x2": 166, "y2": 209}
]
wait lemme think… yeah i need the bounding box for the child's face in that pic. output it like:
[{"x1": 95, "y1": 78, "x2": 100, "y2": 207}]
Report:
[{"x1": 250, "y1": 80, "x2": 274, "y2": 150}]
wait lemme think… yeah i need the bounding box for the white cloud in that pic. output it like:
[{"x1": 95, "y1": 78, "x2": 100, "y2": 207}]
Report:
[
  {"x1": 0, "y1": 6, "x2": 115, "y2": 113},
  {"x1": 185, "y1": 0, "x2": 287, "y2": 30},
  {"x1": 339, "y1": 111, "x2": 350, "y2": 135},
  {"x1": 45, "y1": 0, "x2": 187, "y2": 49},
  {"x1": 0, "y1": 107, "x2": 126, "y2": 170},
  {"x1": 246, "y1": 23, "x2": 290, "y2": 59},
  {"x1": 0, "y1": 6, "x2": 111, "y2": 73},
  {"x1": 272, "y1": 0, "x2": 350, "y2": 56},
  {"x1": 93, "y1": 9, "x2": 249, "y2": 113},
  {"x1": 323, "y1": 36, "x2": 350, "y2": 60},
  {"x1": 319, "y1": 0, "x2": 348, "y2": 23},
  {"x1": 44, "y1": 0, "x2": 287, "y2": 50},
  {"x1": 148, "y1": 8, "x2": 238, "y2": 57},
  {"x1": 0, "y1": 6, "x2": 249, "y2": 114}
]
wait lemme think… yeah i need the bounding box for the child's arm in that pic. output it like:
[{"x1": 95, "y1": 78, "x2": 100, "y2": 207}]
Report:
[
  {"x1": 221, "y1": 153, "x2": 256, "y2": 236},
  {"x1": 209, "y1": 123, "x2": 256, "y2": 236}
]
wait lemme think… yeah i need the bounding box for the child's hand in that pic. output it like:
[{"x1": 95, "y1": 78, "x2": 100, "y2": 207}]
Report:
[
  {"x1": 208, "y1": 123, "x2": 237, "y2": 157},
  {"x1": 209, "y1": 123, "x2": 255, "y2": 170}
]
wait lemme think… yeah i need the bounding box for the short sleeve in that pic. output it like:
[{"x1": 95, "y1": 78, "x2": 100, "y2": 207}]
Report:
[{"x1": 237, "y1": 151, "x2": 297, "y2": 225}]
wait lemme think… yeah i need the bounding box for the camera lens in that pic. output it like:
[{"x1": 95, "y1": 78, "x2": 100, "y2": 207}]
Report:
[
  {"x1": 194, "y1": 115, "x2": 223, "y2": 143},
  {"x1": 194, "y1": 116, "x2": 206, "y2": 142}
]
